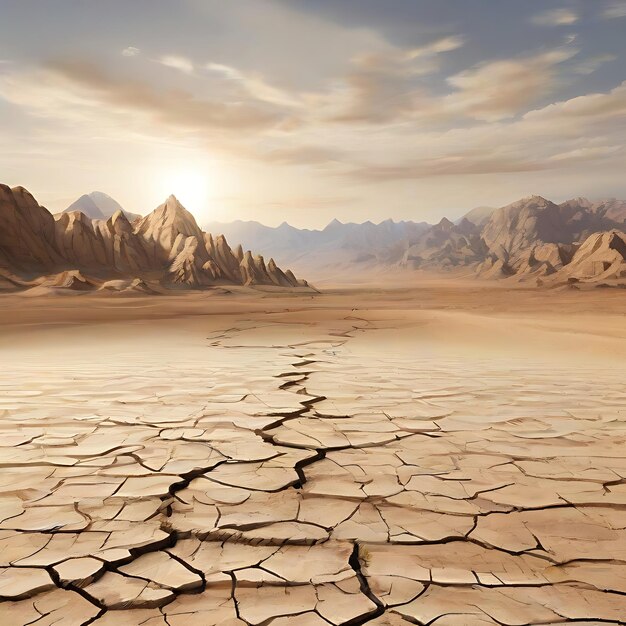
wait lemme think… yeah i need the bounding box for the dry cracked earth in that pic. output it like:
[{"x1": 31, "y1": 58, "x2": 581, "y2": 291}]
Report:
[{"x1": 0, "y1": 290, "x2": 625, "y2": 625}]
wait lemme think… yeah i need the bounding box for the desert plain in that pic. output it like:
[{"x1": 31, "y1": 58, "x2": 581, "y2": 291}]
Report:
[{"x1": 0, "y1": 283, "x2": 625, "y2": 626}]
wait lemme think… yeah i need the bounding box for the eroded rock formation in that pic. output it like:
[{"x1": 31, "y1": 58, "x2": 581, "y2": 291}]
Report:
[{"x1": 0, "y1": 184, "x2": 309, "y2": 292}]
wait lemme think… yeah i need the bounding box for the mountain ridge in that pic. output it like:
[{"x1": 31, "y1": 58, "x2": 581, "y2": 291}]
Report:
[
  {"x1": 209, "y1": 195, "x2": 626, "y2": 286},
  {"x1": 0, "y1": 185, "x2": 310, "y2": 294},
  {"x1": 2, "y1": 184, "x2": 625, "y2": 290}
]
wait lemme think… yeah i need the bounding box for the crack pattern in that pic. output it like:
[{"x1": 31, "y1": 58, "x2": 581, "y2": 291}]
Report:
[{"x1": 0, "y1": 312, "x2": 625, "y2": 625}]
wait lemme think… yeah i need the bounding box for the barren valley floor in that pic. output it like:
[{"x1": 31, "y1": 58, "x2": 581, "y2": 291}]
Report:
[{"x1": 0, "y1": 285, "x2": 625, "y2": 625}]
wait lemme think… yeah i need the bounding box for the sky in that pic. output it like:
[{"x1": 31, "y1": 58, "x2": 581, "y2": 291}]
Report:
[{"x1": 1, "y1": 0, "x2": 626, "y2": 227}]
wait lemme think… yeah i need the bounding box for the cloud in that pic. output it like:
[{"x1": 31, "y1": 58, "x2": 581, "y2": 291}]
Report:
[
  {"x1": 205, "y1": 62, "x2": 301, "y2": 107},
  {"x1": 1, "y1": 31, "x2": 624, "y2": 213},
  {"x1": 547, "y1": 145, "x2": 622, "y2": 162},
  {"x1": 337, "y1": 72, "x2": 626, "y2": 183},
  {"x1": 531, "y1": 8, "x2": 579, "y2": 26},
  {"x1": 122, "y1": 47, "x2": 140, "y2": 57},
  {"x1": 263, "y1": 144, "x2": 347, "y2": 166},
  {"x1": 405, "y1": 35, "x2": 465, "y2": 59},
  {"x1": 329, "y1": 36, "x2": 463, "y2": 123},
  {"x1": 601, "y1": 1, "x2": 626, "y2": 19},
  {"x1": 574, "y1": 54, "x2": 617, "y2": 75},
  {"x1": 326, "y1": 44, "x2": 578, "y2": 126},
  {"x1": 524, "y1": 80, "x2": 626, "y2": 124},
  {"x1": 346, "y1": 153, "x2": 546, "y2": 181},
  {"x1": 444, "y1": 49, "x2": 578, "y2": 121},
  {"x1": 351, "y1": 35, "x2": 464, "y2": 73},
  {"x1": 158, "y1": 55, "x2": 194, "y2": 74},
  {"x1": 328, "y1": 67, "x2": 427, "y2": 124},
  {"x1": 0, "y1": 61, "x2": 290, "y2": 136}
]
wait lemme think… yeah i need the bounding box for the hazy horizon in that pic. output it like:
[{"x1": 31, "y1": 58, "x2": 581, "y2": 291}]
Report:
[
  {"x1": 2, "y1": 0, "x2": 626, "y2": 228},
  {"x1": 16, "y1": 187, "x2": 626, "y2": 230}
]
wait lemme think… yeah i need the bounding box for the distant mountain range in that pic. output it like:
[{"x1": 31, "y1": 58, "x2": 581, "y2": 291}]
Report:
[
  {"x1": 0, "y1": 185, "x2": 309, "y2": 294},
  {"x1": 204, "y1": 217, "x2": 431, "y2": 279},
  {"x1": 207, "y1": 197, "x2": 626, "y2": 286},
  {"x1": 1, "y1": 185, "x2": 625, "y2": 292}
]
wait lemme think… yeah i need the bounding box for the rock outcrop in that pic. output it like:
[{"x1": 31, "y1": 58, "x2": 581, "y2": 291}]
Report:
[
  {"x1": 0, "y1": 184, "x2": 65, "y2": 274},
  {"x1": 555, "y1": 230, "x2": 626, "y2": 282},
  {"x1": 0, "y1": 185, "x2": 308, "y2": 293}
]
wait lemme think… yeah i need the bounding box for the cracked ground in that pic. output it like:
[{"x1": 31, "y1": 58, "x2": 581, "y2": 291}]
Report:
[{"x1": 0, "y1": 287, "x2": 625, "y2": 625}]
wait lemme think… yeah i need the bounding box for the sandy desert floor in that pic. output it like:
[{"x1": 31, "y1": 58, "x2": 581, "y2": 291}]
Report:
[{"x1": 0, "y1": 284, "x2": 625, "y2": 625}]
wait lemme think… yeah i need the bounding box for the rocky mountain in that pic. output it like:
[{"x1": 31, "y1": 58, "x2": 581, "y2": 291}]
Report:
[
  {"x1": 64, "y1": 191, "x2": 141, "y2": 221},
  {"x1": 403, "y1": 217, "x2": 487, "y2": 270},
  {"x1": 559, "y1": 197, "x2": 626, "y2": 226},
  {"x1": 481, "y1": 195, "x2": 609, "y2": 258},
  {"x1": 459, "y1": 205, "x2": 496, "y2": 226},
  {"x1": 3, "y1": 183, "x2": 624, "y2": 291},
  {"x1": 0, "y1": 185, "x2": 65, "y2": 273},
  {"x1": 476, "y1": 195, "x2": 625, "y2": 282},
  {"x1": 0, "y1": 184, "x2": 309, "y2": 294},
  {"x1": 209, "y1": 194, "x2": 626, "y2": 286},
  {"x1": 204, "y1": 217, "x2": 430, "y2": 278}
]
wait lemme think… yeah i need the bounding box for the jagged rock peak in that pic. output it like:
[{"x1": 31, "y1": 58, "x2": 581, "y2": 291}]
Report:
[
  {"x1": 324, "y1": 218, "x2": 344, "y2": 231},
  {"x1": 57, "y1": 210, "x2": 93, "y2": 225},
  {"x1": 160, "y1": 195, "x2": 199, "y2": 225},
  {"x1": 108, "y1": 209, "x2": 133, "y2": 235},
  {"x1": 134, "y1": 195, "x2": 203, "y2": 249},
  {"x1": 508, "y1": 195, "x2": 554, "y2": 209},
  {"x1": 110, "y1": 209, "x2": 129, "y2": 224},
  {"x1": 156, "y1": 195, "x2": 195, "y2": 219},
  {"x1": 436, "y1": 217, "x2": 455, "y2": 230}
]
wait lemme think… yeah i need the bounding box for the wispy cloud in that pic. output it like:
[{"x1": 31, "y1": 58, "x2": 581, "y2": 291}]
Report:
[
  {"x1": 0, "y1": 61, "x2": 289, "y2": 135},
  {"x1": 574, "y1": 54, "x2": 617, "y2": 75},
  {"x1": 444, "y1": 49, "x2": 578, "y2": 121},
  {"x1": 524, "y1": 80, "x2": 626, "y2": 124},
  {"x1": 264, "y1": 144, "x2": 347, "y2": 166},
  {"x1": 601, "y1": 1, "x2": 626, "y2": 19},
  {"x1": 346, "y1": 154, "x2": 546, "y2": 181},
  {"x1": 341, "y1": 74, "x2": 626, "y2": 182},
  {"x1": 531, "y1": 8, "x2": 579, "y2": 26},
  {"x1": 329, "y1": 36, "x2": 464, "y2": 124},
  {"x1": 205, "y1": 62, "x2": 301, "y2": 107},
  {"x1": 122, "y1": 46, "x2": 140, "y2": 57},
  {"x1": 405, "y1": 35, "x2": 465, "y2": 59},
  {"x1": 158, "y1": 55, "x2": 194, "y2": 74}
]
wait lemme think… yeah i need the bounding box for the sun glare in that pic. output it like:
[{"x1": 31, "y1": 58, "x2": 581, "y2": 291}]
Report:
[{"x1": 160, "y1": 168, "x2": 211, "y2": 217}]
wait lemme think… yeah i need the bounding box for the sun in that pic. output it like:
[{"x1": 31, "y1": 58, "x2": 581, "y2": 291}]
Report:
[{"x1": 160, "y1": 168, "x2": 210, "y2": 216}]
